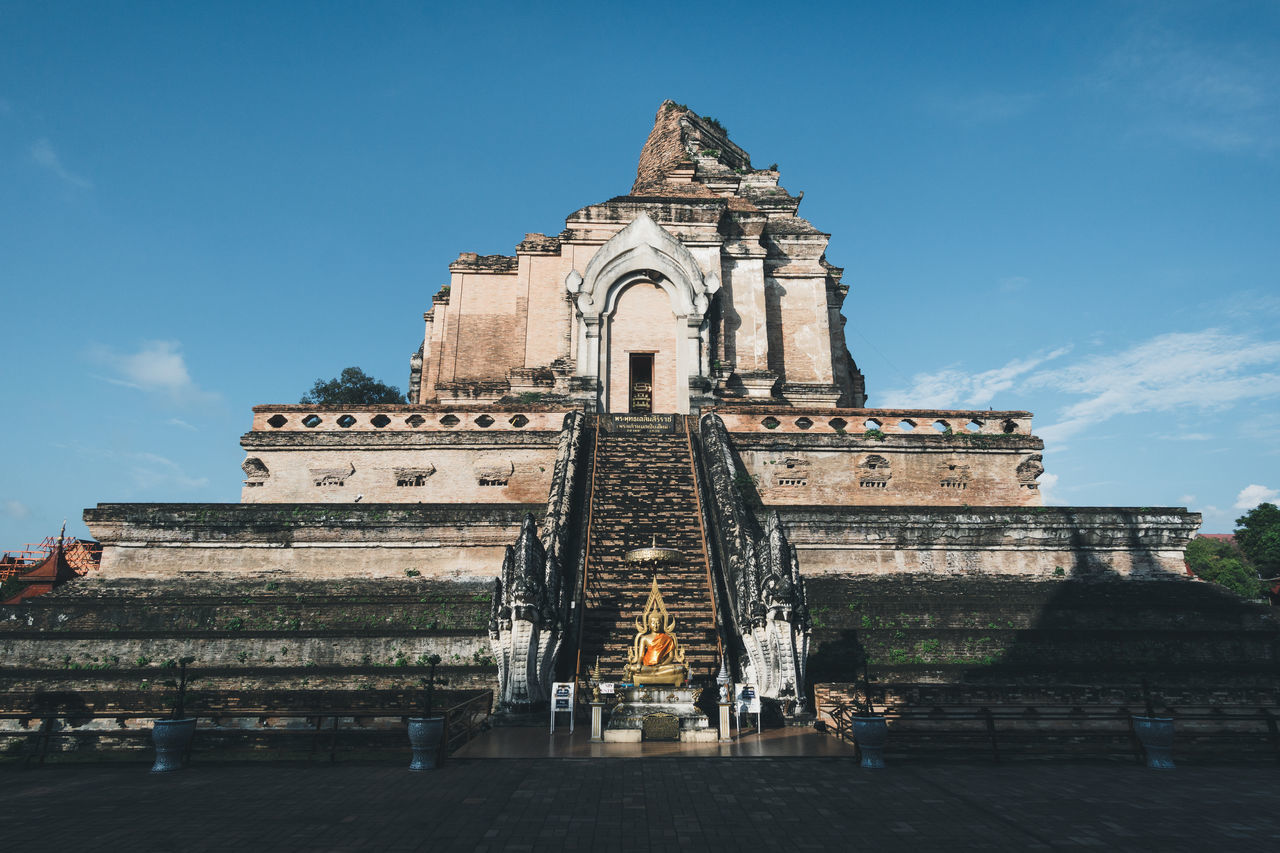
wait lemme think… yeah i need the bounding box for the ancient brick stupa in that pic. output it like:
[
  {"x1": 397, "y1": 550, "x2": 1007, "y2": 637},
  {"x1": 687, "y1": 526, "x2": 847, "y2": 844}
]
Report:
[{"x1": 9, "y1": 103, "x2": 1262, "y2": 749}]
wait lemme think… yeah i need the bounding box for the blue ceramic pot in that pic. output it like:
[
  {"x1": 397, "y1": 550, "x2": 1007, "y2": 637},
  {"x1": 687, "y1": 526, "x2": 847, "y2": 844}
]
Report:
[
  {"x1": 408, "y1": 717, "x2": 445, "y2": 771},
  {"x1": 1131, "y1": 716, "x2": 1175, "y2": 769},
  {"x1": 851, "y1": 715, "x2": 888, "y2": 769},
  {"x1": 151, "y1": 719, "x2": 196, "y2": 772}
]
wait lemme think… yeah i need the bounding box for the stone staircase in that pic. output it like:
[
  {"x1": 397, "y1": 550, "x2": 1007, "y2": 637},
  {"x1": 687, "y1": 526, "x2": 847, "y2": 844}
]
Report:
[{"x1": 576, "y1": 418, "x2": 720, "y2": 683}]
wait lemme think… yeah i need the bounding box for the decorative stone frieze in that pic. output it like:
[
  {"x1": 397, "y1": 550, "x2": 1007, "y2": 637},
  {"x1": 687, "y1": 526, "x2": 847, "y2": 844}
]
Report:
[
  {"x1": 310, "y1": 462, "x2": 354, "y2": 487},
  {"x1": 1017, "y1": 454, "x2": 1045, "y2": 489},
  {"x1": 857, "y1": 454, "x2": 891, "y2": 488},
  {"x1": 393, "y1": 464, "x2": 435, "y2": 487},
  {"x1": 241, "y1": 457, "x2": 269, "y2": 487},
  {"x1": 474, "y1": 457, "x2": 514, "y2": 487}
]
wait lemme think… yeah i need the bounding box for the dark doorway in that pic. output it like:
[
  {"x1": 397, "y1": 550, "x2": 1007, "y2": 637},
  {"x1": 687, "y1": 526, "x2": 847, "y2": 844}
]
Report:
[{"x1": 629, "y1": 353, "x2": 653, "y2": 413}]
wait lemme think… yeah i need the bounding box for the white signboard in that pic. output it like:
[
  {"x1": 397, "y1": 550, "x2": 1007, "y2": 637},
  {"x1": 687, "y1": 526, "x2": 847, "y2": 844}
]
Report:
[
  {"x1": 600, "y1": 682, "x2": 615, "y2": 695},
  {"x1": 734, "y1": 683, "x2": 761, "y2": 734},
  {"x1": 550, "y1": 682, "x2": 575, "y2": 734}
]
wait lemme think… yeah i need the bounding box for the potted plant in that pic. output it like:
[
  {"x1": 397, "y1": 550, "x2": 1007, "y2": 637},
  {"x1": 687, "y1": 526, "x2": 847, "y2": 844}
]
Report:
[
  {"x1": 151, "y1": 656, "x2": 197, "y2": 772},
  {"x1": 849, "y1": 662, "x2": 887, "y2": 769},
  {"x1": 1130, "y1": 679, "x2": 1174, "y2": 769},
  {"x1": 407, "y1": 654, "x2": 447, "y2": 771}
]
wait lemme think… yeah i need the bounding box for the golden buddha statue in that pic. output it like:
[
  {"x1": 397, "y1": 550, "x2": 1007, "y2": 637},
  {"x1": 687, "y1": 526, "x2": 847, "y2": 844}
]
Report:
[{"x1": 623, "y1": 577, "x2": 688, "y2": 686}]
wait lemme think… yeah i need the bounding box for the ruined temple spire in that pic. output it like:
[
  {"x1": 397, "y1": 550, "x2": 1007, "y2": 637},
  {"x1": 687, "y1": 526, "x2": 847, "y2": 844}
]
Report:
[{"x1": 630, "y1": 100, "x2": 753, "y2": 197}]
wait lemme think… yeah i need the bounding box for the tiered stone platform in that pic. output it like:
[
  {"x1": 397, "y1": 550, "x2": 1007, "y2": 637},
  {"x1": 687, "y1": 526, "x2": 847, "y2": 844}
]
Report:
[
  {"x1": 0, "y1": 575, "x2": 495, "y2": 748},
  {"x1": 806, "y1": 574, "x2": 1280, "y2": 757}
]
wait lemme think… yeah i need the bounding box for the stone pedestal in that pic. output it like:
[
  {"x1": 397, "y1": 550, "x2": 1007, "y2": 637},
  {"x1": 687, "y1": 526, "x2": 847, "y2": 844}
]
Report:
[
  {"x1": 590, "y1": 702, "x2": 605, "y2": 743},
  {"x1": 736, "y1": 370, "x2": 779, "y2": 398},
  {"x1": 604, "y1": 687, "x2": 715, "y2": 743},
  {"x1": 718, "y1": 702, "x2": 732, "y2": 742}
]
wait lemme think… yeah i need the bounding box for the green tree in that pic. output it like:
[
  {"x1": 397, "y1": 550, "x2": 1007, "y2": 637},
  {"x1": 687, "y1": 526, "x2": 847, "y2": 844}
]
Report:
[
  {"x1": 1235, "y1": 502, "x2": 1280, "y2": 579},
  {"x1": 300, "y1": 367, "x2": 405, "y2": 405},
  {"x1": 1185, "y1": 536, "x2": 1263, "y2": 599}
]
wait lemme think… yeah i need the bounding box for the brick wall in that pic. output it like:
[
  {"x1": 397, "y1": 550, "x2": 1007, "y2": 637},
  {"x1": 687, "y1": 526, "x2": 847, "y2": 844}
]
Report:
[{"x1": 604, "y1": 281, "x2": 680, "y2": 413}]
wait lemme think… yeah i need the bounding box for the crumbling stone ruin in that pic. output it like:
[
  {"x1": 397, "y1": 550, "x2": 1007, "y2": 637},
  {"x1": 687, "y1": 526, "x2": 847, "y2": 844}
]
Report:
[{"x1": 3, "y1": 102, "x2": 1273, "y2": 754}]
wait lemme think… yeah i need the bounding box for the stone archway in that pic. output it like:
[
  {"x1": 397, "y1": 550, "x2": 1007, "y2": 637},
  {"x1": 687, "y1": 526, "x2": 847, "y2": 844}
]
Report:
[
  {"x1": 602, "y1": 280, "x2": 678, "y2": 413},
  {"x1": 565, "y1": 214, "x2": 720, "y2": 413}
]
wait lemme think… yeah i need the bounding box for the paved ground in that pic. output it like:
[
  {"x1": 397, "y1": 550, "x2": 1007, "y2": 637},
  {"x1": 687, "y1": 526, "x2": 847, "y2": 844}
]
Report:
[
  {"x1": 454, "y1": 725, "x2": 860, "y2": 757},
  {"x1": 4, "y1": 753, "x2": 1279, "y2": 852}
]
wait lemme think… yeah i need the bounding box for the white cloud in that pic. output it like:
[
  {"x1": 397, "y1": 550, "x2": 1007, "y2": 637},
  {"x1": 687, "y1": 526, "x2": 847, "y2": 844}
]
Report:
[
  {"x1": 55, "y1": 441, "x2": 209, "y2": 493},
  {"x1": 167, "y1": 418, "x2": 198, "y2": 431},
  {"x1": 2, "y1": 499, "x2": 31, "y2": 520},
  {"x1": 877, "y1": 328, "x2": 1280, "y2": 457},
  {"x1": 1235, "y1": 484, "x2": 1278, "y2": 510},
  {"x1": 1032, "y1": 330, "x2": 1280, "y2": 445},
  {"x1": 29, "y1": 138, "x2": 92, "y2": 189},
  {"x1": 128, "y1": 452, "x2": 209, "y2": 491},
  {"x1": 88, "y1": 340, "x2": 218, "y2": 405},
  {"x1": 999, "y1": 276, "x2": 1030, "y2": 293},
  {"x1": 1193, "y1": 504, "x2": 1229, "y2": 532},
  {"x1": 1179, "y1": 494, "x2": 1196, "y2": 506},
  {"x1": 879, "y1": 347, "x2": 1070, "y2": 409},
  {"x1": 1222, "y1": 289, "x2": 1280, "y2": 320},
  {"x1": 1038, "y1": 473, "x2": 1061, "y2": 505}
]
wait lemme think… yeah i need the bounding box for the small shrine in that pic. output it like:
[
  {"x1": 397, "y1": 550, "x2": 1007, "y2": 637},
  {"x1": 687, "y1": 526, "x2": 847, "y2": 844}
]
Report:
[{"x1": 601, "y1": 547, "x2": 716, "y2": 743}]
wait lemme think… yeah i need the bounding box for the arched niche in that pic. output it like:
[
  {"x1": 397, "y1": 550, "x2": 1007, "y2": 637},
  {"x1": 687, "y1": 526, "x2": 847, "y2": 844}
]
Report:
[{"x1": 566, "y1": 214, "x2": 719, "y2": 414}]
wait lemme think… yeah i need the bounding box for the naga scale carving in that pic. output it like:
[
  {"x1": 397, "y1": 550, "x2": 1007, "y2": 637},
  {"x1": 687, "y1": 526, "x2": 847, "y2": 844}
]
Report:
[
  {"x1": 699, "y1": 413, "x2": 811, "y2": 706},
  {"x1": 488, "y1": 411, "x2": 584, "y2": 709}
]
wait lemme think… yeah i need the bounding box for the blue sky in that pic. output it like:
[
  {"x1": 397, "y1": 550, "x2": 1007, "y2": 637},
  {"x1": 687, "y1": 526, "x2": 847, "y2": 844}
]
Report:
[{"x1": 2, "y1": 0, "x2": 1278, "y2": 545}]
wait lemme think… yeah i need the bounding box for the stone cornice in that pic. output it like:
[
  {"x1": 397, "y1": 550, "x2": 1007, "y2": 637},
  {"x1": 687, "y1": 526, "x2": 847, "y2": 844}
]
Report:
[
  {"x1": 730, "y1": 433, "x2": 1044, "y2": 452},
  {"x1": 240, "y1": 431, "x2": 561, "y2": 450},
  {"x1": 774, "y1": 506, "x2": 1201, "y2": 551},
  {"x1": 84, "y1": 503, "x2": 540, "y2": 546}
]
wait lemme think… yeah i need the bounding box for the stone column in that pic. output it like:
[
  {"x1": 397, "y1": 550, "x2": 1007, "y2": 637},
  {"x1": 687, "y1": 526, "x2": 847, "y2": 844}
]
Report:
[
  {"x1": 590, "y1": 701, "x2": 605, "y2": 743},
  {"x1": 680, "y1": 318, "x2": 702, "y2": 414},
  {"x1": 698, "y1": 321, "x2": 711, "y2": 378},
  {"x1": 583, "y1": 317, "x2": 601, "y2": 405}
]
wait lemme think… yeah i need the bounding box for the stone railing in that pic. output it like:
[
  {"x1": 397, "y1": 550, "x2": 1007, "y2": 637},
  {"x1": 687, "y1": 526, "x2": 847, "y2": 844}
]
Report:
[
  {"x1": 249, "y1": 405, "x2": 568, "y2": 433},
  {"x1": 713, "y1": 408, "x2": 1034, "y2": 436},
  {"x1": 697, "y1": 413, "x2": 811, "y2": 705},
  {"x1": 488, "y1": 411, "x2": 586, "y2": 710}
]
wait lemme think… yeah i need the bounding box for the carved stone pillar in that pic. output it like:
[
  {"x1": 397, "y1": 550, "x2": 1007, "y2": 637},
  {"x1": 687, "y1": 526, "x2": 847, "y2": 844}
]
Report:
[
  {"x1": 583, "y1": 317, "x2": 601, "y2": 403},
  {"x1": 686, "y1": 318, "x2": 704, "y2": 378}
]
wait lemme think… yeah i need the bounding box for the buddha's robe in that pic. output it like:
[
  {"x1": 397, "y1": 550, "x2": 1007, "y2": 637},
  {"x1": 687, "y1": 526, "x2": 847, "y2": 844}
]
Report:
[{"x1": 642, "y1": 632, "x2": 675, "y2": 666}]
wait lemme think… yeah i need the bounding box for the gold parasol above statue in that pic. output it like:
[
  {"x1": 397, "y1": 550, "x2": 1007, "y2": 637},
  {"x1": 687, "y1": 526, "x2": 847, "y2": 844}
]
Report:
[
  {"x1": 623, "y1": 536, "x2": 682, "y2": 567},
  {"x1": 623, "y1": 576, "x2": 688, "y2": 686}
]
